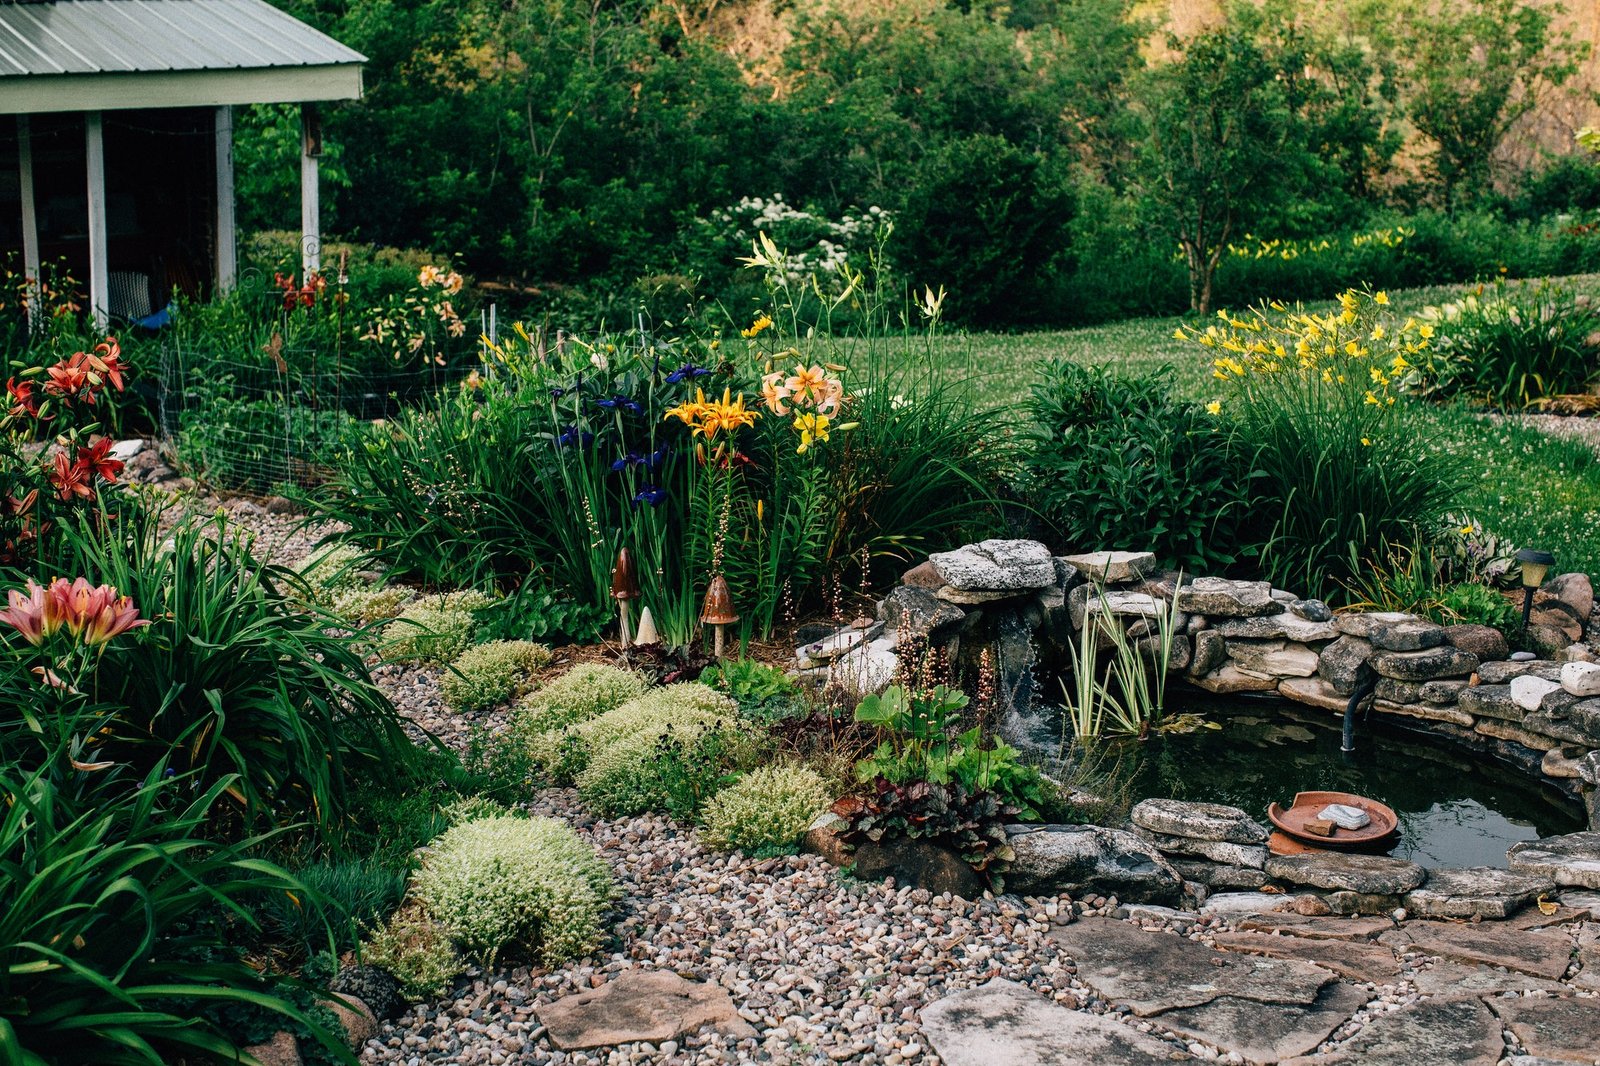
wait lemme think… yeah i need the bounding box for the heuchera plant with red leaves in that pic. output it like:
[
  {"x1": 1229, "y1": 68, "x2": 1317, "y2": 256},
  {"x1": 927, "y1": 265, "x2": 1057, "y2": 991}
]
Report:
[{"x1": 1, "y1": 336, "x2": 128, "y2": 566}]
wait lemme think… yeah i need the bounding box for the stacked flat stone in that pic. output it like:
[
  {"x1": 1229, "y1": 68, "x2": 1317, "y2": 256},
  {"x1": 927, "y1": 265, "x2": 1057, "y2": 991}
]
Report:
[
  {"x1": 1177, "y1": 579, "x2": 1337, "y2": 694},
  {"x1": 1130, "y1": 799, "x2": 1271, "y2": 890}
]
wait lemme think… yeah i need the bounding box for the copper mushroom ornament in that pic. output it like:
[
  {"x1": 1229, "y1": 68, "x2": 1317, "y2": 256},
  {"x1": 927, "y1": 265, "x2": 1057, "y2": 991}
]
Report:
[
  {"x1": 611, "y1": 548, "x2": 641, "y2": 648},
  {"x1": 700, "y1": 575, "x2": 739, "y2": 659}
]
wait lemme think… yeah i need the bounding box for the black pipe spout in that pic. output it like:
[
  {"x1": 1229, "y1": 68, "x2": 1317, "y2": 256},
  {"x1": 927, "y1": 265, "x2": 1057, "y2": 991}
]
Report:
[{"x1": 1343, "y1": 672, "x2": 1378, "y2": 753}]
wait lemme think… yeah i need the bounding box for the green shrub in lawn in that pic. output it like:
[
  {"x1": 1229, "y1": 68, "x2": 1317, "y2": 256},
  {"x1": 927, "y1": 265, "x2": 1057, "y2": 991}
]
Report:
[
  {"x1": 412, "y1": 815, "x2": 612, "y2": 966},
  {"x1": 1022, "y1": 361, "x2": 1249, "y2": 570},
  {"x1": 1409, "y1": 278, "x2": 1600, "y2": 407},
  {"x1": 440, "y1": 640, "x2": 553, "y2": 712},
  {"x1": 1184, "y1": 289, "x2": 1465, "y2": 600},
  {"x1": 700, "y1": 764, "x2": 833, "y2": 855}
]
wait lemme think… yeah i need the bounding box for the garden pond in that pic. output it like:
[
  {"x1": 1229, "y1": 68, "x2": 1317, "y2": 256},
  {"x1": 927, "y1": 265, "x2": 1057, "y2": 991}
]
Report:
[{"x1": 1053, "y1": 701, "x2": 1587, "y2": 869}]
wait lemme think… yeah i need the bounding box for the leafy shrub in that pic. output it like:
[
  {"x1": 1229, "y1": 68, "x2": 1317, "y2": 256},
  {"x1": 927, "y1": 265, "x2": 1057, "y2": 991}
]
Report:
[
  {"x1": 511, "y1": 664, "x2": 652, "y2": 738},
  {"x1": 1436, "y1": 581, "x2": 1521, "y2": 630},
  {"x1": 412, "y1": 815, "x2": 612, "y2": 966},
  {"x1": 700, "y1": 765, "x2": 833, "y2": 855},
  {"x1": 701, "y1": 658, "x2": 808, "y2": 723},
  {"x1": 0, "y1": 757, "x2": 348, "y2": 1065},
  {"x1": 382, "y1": 605, "x2": 477, "y2": 665},
  {"x1": 1185, "y1": 289, "x2": 1466, "y2": 599},
  {"x1": 837, "y1": 685, "x2": 1047, "y2": 882},
  {"x1": 361, "y1": 904, "x2": 465, "y2": 1000},
  {"x1": 330, "y1": 584, "x2": 418, "y2": 625},
  {"x1": 440, "y1": 640, "x2": 553, "y2": 713},
  {"x1": 471, "y1": 582, "x2": 610, "y2": 645},
  {"x1": 1408, "y1": 279, "x2": 1600, "y2": 406},
  {"x1": 1022, "y1": 362, "x2": 1247, "y2": 570}
]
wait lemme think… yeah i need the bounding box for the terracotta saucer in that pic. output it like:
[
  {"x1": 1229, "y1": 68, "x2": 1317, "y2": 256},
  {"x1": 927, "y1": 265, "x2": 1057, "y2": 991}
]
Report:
[{"x1": 1266, "y1": 790, "x2": 1399, "y2": 852}]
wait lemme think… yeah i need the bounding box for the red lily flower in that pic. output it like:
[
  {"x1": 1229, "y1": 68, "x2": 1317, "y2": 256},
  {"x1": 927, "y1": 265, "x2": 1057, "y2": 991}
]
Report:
[
  {"x1": 43, "y1": 353, "x2": 93, "y2": 403},
  {"x1": 6, "y1": 377, "x2": 41, "y2": 418},
  {"x1": 49, "y1": 451, "x2": 93, "y2": 501},
  {"x1": 83, "y1": 338, "x2": 125, "y2": 392},
  {"x1": 76, "y1": 438, "x2": 124, "y2": 483}
]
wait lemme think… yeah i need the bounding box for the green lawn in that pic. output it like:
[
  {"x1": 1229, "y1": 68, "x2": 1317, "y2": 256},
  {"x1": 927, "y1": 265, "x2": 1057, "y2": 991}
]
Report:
[{"x1": 929, "y1": 274, "x2": 1600, "y2": 577}]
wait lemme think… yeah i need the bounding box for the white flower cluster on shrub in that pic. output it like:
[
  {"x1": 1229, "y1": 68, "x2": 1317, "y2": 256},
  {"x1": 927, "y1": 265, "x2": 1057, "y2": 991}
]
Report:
[
  {"x1": 700, "y1": 764, "x2": 833, "y2": 854},
  {"x1": 699, "y1": 195, "x2": 887, "y2": 283},
  {"x1": 412, "y1": 815, "x2": 613, "y2": 966},
  {"x1": 440, "y1": 640, "x2": 552, "y2": 712}
]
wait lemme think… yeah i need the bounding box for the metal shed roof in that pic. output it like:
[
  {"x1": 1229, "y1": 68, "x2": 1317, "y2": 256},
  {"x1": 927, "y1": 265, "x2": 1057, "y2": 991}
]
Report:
[{"x1": 0, "y1": 0, "x2": 365, "y2": 114}]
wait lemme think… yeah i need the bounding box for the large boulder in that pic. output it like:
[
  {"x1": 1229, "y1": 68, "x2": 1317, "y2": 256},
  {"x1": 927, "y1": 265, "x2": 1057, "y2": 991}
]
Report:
[
  {"x1": 1004, "y1": 824, "x2": 1184, "y2": 903},
  {"x1": 1444, "y1": 624, "x2": 1509, "y2": 662},
  {"x1": 929, "y1": 539, "x2": 1054, "y2": 592},
  {"x1": 847, "y1": 836, "x2": 985, "y2": 898},
  {"x1": 883, "y1": 586, "x2": 964, "y2": 640}
]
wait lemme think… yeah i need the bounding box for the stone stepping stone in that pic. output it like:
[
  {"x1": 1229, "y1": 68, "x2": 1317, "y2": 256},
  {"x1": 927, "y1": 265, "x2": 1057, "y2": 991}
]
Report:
[
  {"x1": 1153, "y1": 983, "x2": 1369, "y2": 1064},
  {"x1": 1048, "y1": 918, "x2": 1333, "y2": 1016},
  {"x1": 1409, "y1": 961, "x2": 1569, "y2": 996},
  {"x1": 535, "y1": 969, "x2": 756, "y2": 1050},
  {"x1": 920, "y1": 978, "x2": 1182, "y2": 1066},
  {"x1": 1265, "y1": 853, "x2": 1427, "y2": 895},
  {"x1": 1505, "y1": 903, "x2": 1586, "y2": 930},
  {"x1": 1237, "y1": 913, "x2": 1394, "y2": 942},
  {"x1": 1379, "y1": 922, "x2": 1573, "y2": 980},
  {"x1": 1200, "y1": 892, "x2": 1294, "y2": 919},
  {"x1": 1132, "y1": 800, "x2": 1267, "y2": 845},
  {"x1": 1508, "y1": 832, "x2": 1600, "y2": 890},
  {"x1": 1212, "y1": 932, "x2": 1404, "y2": 984},
  {"x1": 1401, "y1": 866, "x2": 1555, "y2": 920},
  {"x1": 1281, "y1": 998, "x2": 1503, "y2": 1066},
  {"x1": 1488, "y1": 996, "x2": 1600, "y2": 1063}
]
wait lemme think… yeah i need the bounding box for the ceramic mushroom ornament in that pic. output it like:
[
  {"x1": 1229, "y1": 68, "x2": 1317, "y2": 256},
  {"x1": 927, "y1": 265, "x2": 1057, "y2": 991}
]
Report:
[
  {"x1": 700, "y1": 574, "x2": 739, "y2": 659},
  {"x1": 611, "y1": 548, "x2": 641, "y2": 648}
]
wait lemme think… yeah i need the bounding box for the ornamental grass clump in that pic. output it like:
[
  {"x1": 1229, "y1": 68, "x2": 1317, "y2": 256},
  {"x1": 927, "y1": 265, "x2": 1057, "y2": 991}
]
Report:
[
  {"x1": 1182, "y1": 288, "x2": 1465, "y2": 599},
  {"x1": 412, "y1": 815, "x2": 612, "y2": 967},
  {"x1": 700, "y1": 764, "x2": 833, "y2": 854},
  {"x1": 440, "y1": 639, "x2": 553, "y2": 712}
]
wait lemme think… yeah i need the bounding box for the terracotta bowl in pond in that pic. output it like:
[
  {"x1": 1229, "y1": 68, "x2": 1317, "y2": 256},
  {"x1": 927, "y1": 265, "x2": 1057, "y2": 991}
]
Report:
[{"x1": 1266, "y1": 790, "x2": 1400, "y2": 852}]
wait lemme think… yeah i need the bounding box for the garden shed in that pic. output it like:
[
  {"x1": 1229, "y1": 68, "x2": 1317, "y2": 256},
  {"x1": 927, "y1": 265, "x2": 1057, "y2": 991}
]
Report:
[{"x1": 0, "y1": 0, "x2": 364, "y2": 327}]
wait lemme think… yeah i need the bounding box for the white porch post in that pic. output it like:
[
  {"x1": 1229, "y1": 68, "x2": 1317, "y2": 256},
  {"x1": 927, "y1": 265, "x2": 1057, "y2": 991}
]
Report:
[
  {"x1": 214, "y1": 105, "x2": 237, "y2": 291},
  {"x1": 16, "y1": 115, "x2": 39, "y2": 329},
  {"x1": 84, "y1": 110, "x2": 109, "y2": 329},
  {"x1": 300, "y1": 103, "x2": 320, "y2": 276}
]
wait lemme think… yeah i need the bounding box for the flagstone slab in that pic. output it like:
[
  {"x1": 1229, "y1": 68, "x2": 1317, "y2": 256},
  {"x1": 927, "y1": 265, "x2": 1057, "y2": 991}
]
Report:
[
  {"x1": 1408, "y1": 962, "x2": 1569, "y2": 996},
  {"x1": 535, "y1": 970, "x2": 756, "y2": 1049},
  {"x1": 1153, "y1": 982, "x2": 1369, "y2": 1065},
  {"x1": 1281, "y1": 998, "x2": 1503, "y2": 1066},
  {"x1": 1236, "y1": 913, "x2": 1394, "y2": 941},
  {"x1": 1264, "y1": 853, "x2": 1426, "y2": 895},
  {"x1": 1506, "y1": 904, "x2": 1587, "y2": 930},
  {"x1": 1049, "y1": 918, "x2": 1334, "y2": 1017},
  {"x1": 1200, "y1": 892, "x2": 1295, "y2": 919},
  {"x1": 1212, "y1": 931, "x2": 1404, "y2": 984},
  {"x1": 1401, "y1": 866, "x2": 1555, "y2": 920},
  {"x1": 1508, "y1": 832, "x2": 1600, "y2": 890},
  {"x1": 920, "y1": 978, "x2": 1181, "y2": 1066},
  {"x1": 1378, "y1": 922, "x2": 1574, "y2": 980},
  {"x1": 1488, "y1": 996, "x2": 1600, "y2": 1063}
]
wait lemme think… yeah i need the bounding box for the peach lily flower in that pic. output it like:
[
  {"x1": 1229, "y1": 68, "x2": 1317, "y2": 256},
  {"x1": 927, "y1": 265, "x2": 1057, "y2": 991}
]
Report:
[
  {"x1": 786, "y1": 364, "x2": 830, "y2": 407},
  {"x1": 760, "y1": 372, "x2": 792, "y2": 415}
]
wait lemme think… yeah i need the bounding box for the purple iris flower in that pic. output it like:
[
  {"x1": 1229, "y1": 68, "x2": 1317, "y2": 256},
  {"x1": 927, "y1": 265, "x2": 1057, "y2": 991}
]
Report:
[
  {"x1": 596, "y1": 395, "x2": 644, "y2": 415},
  {"x1": 665, "y1": 363, "x2": 710, "y2": 384},
  {"x1": 557, "y1": 425, "x2": 594, "y2": 447},
  {"x1": 632, "y1": 485, "x2": 667, "y2": 507},
  {"x1": 611, "y1": 451, "x2": 644, "y2": 472}
]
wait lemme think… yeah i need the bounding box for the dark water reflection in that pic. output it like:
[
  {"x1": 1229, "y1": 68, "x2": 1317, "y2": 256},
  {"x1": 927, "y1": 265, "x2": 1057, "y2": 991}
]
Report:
[{"x1": 1097, "y1": 702, "x2": 1586, "y2": 869}]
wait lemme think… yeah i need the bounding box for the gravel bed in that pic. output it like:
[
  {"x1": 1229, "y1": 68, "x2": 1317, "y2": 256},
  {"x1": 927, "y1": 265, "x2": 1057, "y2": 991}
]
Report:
[{"x1": 1483, "y1": 412, "x2": 1600, "y2": 455}]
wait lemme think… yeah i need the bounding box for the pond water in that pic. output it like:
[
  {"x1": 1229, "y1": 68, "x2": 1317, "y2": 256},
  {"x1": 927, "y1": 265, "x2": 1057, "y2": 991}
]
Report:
[{"x1": 1060, "y1": 701, "x2": 1586, "y2": 869}]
